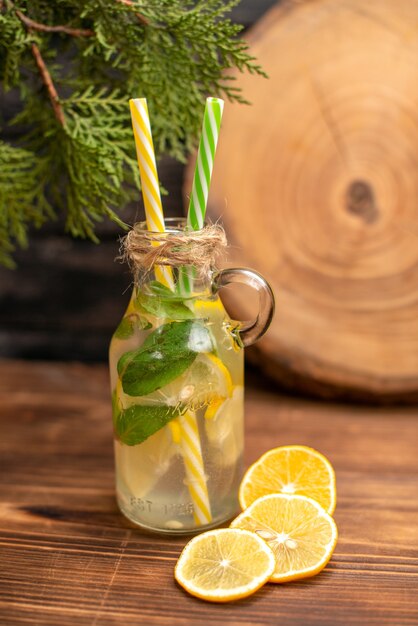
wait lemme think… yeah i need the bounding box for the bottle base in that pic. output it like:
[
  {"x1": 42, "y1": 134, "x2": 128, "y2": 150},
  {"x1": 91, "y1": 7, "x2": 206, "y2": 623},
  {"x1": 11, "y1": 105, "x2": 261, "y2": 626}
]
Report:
[{"x1": 117, "y1": 498, "x2": 238, "y2": 536}]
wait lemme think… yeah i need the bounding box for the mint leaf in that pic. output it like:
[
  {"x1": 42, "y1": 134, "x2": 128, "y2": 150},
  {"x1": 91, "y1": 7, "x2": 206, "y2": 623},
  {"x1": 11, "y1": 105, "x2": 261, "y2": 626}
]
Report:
[
  {"x1": 229, "y1": 322, "x2": 244, "y2": 350},
  {"x1": 122, "y1": 353, "x2": 195, "y2": 397},
  {"x1": 147, "y1": 281, "x2": 185, "y2": 300},
  {"x1": 136, "y1": 288, "x2": 192, "y2": 320},
  {"x1": 141, "y1": 319, "x2": 213, "y2": 353},
  {"x1": 114, "y1": 313, "x2": 151, "y2": 339},
  {"x1": 117, "y1": 320, "x2": 213, "y2": 397},
  {"x1": 115, "y1": 404, "x2": 181, "y2": 445}
]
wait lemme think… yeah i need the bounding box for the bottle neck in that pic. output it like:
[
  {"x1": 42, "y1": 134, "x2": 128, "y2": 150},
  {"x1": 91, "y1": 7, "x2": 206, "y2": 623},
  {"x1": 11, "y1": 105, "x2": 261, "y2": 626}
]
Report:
[{"x1": 136, "y1": 266, "x2": 213, "y2": 299}]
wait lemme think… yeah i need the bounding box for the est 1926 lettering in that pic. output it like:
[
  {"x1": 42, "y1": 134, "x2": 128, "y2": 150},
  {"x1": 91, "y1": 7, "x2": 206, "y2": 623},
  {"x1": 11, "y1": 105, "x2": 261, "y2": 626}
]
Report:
[
  {"x1": 130, "y1": 496, "x2": 153, "y2": 512},
  {"x1": 130, "y1": 497, "x2": 194, "y2": 517}
]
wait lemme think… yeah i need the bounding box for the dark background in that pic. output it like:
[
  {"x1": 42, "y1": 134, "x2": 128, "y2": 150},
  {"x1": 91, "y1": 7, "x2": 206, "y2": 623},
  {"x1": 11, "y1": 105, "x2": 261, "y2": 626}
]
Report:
[{"x1": 0, "y1": 0, "x2": 277, "y2": 362}]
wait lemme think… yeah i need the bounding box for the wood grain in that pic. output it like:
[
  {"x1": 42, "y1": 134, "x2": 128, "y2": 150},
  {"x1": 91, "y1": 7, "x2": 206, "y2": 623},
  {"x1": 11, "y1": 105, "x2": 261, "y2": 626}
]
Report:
[
  {"x1": 198, "y1": 0, "x2": 418, "y2": 400},
  {"x1": 1, "y1": 360, "x2": 417, "y2": 625}
]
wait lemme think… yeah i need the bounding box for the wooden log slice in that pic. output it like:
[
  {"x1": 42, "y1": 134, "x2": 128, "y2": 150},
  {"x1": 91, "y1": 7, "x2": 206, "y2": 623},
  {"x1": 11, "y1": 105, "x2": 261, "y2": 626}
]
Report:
[{"x1": 185, "y1": 0, "x2": 418, "y2": 401}]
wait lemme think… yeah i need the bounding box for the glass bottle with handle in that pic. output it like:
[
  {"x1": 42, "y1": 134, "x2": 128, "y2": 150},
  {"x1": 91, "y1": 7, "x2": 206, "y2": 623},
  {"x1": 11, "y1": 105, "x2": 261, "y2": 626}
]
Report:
[{"x1": 109, "y1": 219, "x2": 274, "y2": 534}]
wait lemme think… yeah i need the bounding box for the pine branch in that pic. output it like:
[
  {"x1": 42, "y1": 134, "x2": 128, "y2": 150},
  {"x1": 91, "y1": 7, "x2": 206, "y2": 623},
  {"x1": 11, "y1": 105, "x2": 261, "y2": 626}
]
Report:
[
  {"x1": 0, "y1": 0, "x2": 266, "y2": 267},
  {"x1": 5, "y1": 2, "x2": 66, "y2": 124},
  {"x1": 114, "y1": 0, "x2": 150, "y2": 26},
  {"x1": 30, "y1": 42, "x2": 65, "y2": 125},
  {"x1": 14, "y1": 10, "x2": 94, "y2": 37},
  {"x1": 0, "y1": 141, "x2": 54, "y2": 267}
]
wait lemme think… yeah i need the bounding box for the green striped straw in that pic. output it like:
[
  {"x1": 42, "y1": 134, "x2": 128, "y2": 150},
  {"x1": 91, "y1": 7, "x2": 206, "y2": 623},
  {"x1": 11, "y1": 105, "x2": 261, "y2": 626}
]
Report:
[
  {"x1": 179, "y1": 97, "x2": 224, "y2": 293},
  {"x1": 188, "y1": 97, "x2": 224, "y2": 229}
]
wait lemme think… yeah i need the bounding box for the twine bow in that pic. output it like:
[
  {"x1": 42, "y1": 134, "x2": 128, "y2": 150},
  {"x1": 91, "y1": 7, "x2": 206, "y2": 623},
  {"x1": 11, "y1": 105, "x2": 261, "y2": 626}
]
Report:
[{"x1": 120, "y1": 222, "x2": 227, "y2": 281}]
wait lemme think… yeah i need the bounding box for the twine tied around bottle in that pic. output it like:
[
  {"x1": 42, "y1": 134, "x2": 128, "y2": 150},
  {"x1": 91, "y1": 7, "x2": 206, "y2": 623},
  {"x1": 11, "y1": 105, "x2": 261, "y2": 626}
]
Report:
[{"x1": 120, "y1": 222, "x2": 228, "y2": 282}]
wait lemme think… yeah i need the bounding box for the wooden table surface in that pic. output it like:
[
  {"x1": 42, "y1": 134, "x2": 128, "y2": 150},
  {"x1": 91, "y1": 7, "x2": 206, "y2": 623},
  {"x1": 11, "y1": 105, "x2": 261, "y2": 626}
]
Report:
[{"x1": 1, "y1": 360, "x2": 417, "y2": 626}]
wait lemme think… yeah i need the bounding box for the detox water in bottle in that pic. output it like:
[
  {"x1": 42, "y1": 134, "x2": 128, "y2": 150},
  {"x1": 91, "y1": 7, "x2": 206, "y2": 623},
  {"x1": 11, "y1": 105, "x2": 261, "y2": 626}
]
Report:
[{"x1": 109, "y1": 220, "x2": 274, "y2": 534}]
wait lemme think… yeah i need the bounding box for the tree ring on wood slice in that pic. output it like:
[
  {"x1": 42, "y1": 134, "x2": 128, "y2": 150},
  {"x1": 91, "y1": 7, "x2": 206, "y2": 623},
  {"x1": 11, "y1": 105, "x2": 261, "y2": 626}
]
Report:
[
  {"x1": 345, "y1": 180, "x2": 379, "y2": 225},
  {"x1": 184, "y1": 0, "x2": 418, "y2": 402}
]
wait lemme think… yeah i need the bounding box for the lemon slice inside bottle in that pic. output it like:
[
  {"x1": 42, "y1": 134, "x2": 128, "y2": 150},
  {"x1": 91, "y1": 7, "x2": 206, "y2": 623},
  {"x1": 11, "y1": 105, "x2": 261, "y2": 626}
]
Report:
[
  {"x1": 193, "y1": 297, "x2": 226, "y2": 319},
  {"x1": 204, "y1": 386, "x2": 244, "y2": 467},
  {"x1": 133, "y1": 352, "x2": 233, "y2": 413}
]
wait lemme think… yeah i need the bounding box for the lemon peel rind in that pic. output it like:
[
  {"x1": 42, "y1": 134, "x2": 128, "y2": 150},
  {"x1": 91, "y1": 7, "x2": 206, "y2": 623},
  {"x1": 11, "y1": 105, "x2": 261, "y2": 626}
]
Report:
[
  {"x1": 238, "y1": 444, "x2": 337, "y2": 515},
  {"x1": 174, "y1": 528, "x2": 275, "y2": 602},
  {"x1": 231, "y1": 494, "x2": 338, "y2": 584}
]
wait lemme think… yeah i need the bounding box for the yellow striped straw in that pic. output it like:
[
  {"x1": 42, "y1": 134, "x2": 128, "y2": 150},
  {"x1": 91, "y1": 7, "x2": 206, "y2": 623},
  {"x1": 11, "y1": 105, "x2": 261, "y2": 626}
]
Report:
[
  {"x1": 129, "y1": 98, "x2": 173, "y2": 288},
  {"x1": 178, "y1": 412, "x2": 212, "y2": 525},
  {"x1": 129, "y1": 97, "x2": 211, "y2": 526}
]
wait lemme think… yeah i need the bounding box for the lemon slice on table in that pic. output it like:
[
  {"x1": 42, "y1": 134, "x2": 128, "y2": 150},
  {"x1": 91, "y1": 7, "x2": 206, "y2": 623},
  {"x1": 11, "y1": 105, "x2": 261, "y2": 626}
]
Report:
[
  {"x1": 174, "y1": 528, "x2": 275, "y2": 602},
  {"x1": 239, "y1": 445, "x2": 336, "y2": 514},
  {"x1": 231, "y1": 494, "x2": 338, "y2": 583}
]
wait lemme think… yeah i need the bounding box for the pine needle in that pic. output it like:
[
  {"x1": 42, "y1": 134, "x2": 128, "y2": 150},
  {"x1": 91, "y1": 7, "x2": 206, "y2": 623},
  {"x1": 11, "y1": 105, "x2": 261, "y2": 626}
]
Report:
[{"x1": 0, "y1": 0, "x2": 266, "y2": 266}]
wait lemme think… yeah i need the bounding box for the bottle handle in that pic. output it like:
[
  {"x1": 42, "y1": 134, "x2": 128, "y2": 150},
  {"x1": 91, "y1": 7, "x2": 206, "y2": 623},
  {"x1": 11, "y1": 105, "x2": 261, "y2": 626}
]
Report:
[{"x1": 212, "y1": 268, "x2": 275, "y2": 347}]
